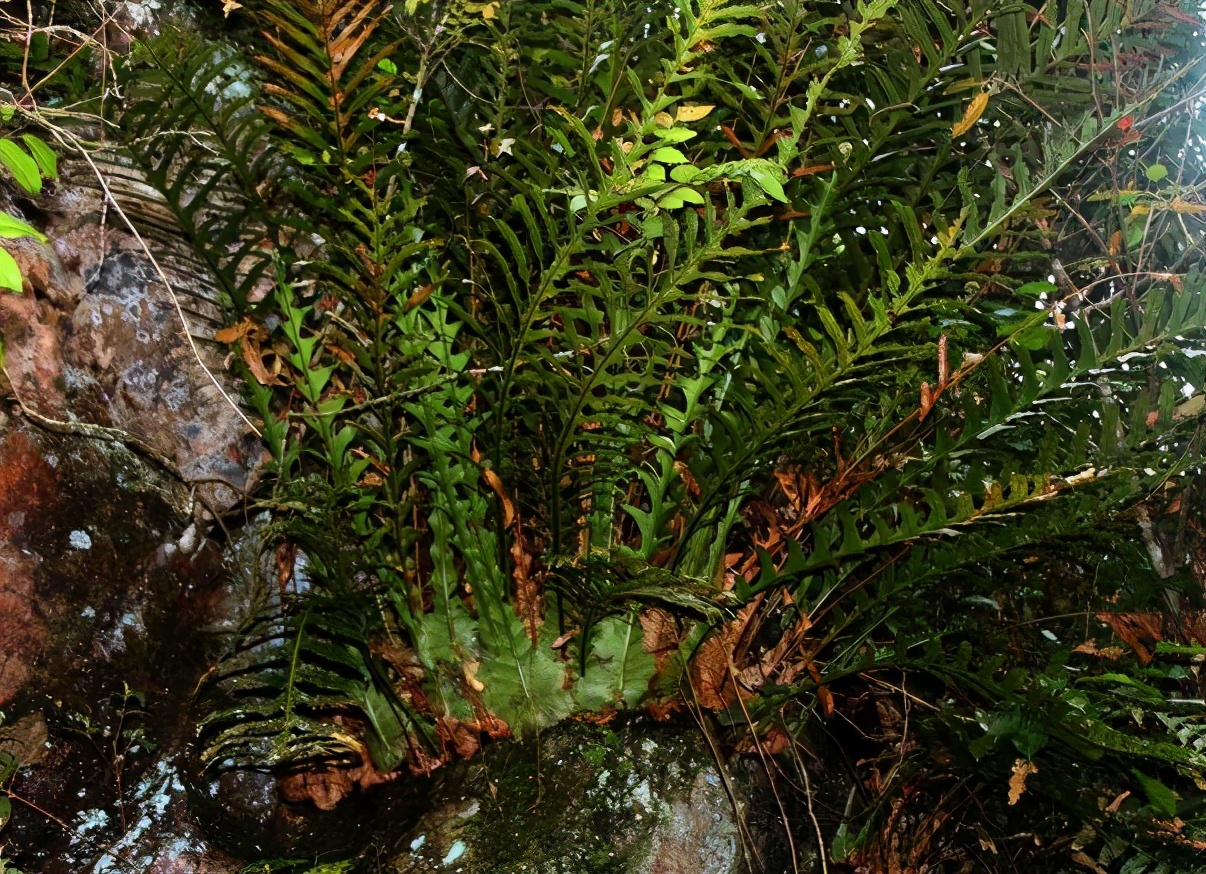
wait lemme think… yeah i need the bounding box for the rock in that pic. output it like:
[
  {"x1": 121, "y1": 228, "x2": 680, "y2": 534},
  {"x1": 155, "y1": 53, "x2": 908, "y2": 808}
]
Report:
[
  {"x1": 62, "y1": 758, "x2": 242, "y2": 874},
  {"x1": 0, "y1": 424, "x2": 234, "y2": 872},
  {"x1": 66, "y1": 251, "x2": 264, "y2": 510},
  {"x1": 0, "y1": 714, "x2": 50, "y2": 767},
  {"x1": 0, "y1": 221, "x2": 264, "y2": 512},
  {"x1": 0, "y1": 429, "x2": 59, "y2": 706},
  {"x1": 383, "y1": 719, "x2": 802, "y2": 874}
]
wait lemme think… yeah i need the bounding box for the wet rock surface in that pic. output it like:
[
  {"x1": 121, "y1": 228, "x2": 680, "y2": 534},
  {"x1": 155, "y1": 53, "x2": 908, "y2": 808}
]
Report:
[
  {"x1": 385, "y1": 719, "x2": 801, "y2": 874},
  {"x1": 0, "y1": 230, "x2": 264, "y2": 512},
  {"x1": 0, "y1": 187, "x2": 261, "y2": 870},
  {"x1": 0, "y1": 423, "x2": 232, "y2": 872}
]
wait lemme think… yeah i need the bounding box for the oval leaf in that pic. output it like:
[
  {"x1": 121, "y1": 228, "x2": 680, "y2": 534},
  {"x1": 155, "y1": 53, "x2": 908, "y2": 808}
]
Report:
[
  {"x1": 669, "y1": 164, "x2": 701, "y2": 183},
  {"x1": 675, "y1": 104, "x2": 715, "y2": 123},
  {"x1": 651, "y1": 146, "x2": 689, "y2": 164}
]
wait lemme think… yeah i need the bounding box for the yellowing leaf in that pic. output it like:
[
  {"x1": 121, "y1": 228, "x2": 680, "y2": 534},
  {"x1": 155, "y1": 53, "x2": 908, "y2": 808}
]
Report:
[
  {"x1": 481, "y1": 2, "x2": 498, "y2": 19},
  {"x1": 675, "y1": 104, "x2": 715, "y2": 123},
  {"x1": 952, "y1": 90, "x2": 990, "y2": 139},
  {"x1": 222, "y1": 0, "x2": 242, "y2": 16},
  {"x1": 462, "y1": 659, "x2": 486, "y2": 692}
]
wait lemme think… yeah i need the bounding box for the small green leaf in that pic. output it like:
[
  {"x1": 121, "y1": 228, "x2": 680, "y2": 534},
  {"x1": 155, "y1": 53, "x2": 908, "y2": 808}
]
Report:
[
  {"x1": 748, "y1": 165, "x2": 787, "y2": 202},
  {"x1": 1145, "y1": 163, "x2": 1168, "y2": 183},
  {"x1": 641, "y1": 163, "x2": 666, "y2": 183},
  {"x1": 377, "y1": 58, "x2": 398, "y2": 75},
  {"x1": 830, "y1": 822, "x2": 857, "y2": 862},
  {"x1": 0, "y1": 140, "x2": 41, "y2": 195},
  {"x1": 0, "y1": 105, "x2": 13, "y2": 123},
  {"x1": 650, "y1": 127, "x2": 697, "y2": 143},
  {"x1": 0, "y1": 247, "x2": 23, "y2": 292},
  {"x1": 20, "y1": 134, "x2": 56, "y2": 180},
  {"x1": 1016, "y1": 280, "x2": 1057, "y2": 298},
  {"x1": 669, "y1": 164, "x2": 701, "y2": 183},
  {"x1": 0, "y1": 794, "x2": 10, "y2": 828},
  {"x1": 0, "y1": 212, "x2": 46, "y2": 241},
  {"x1": 655, "y1": 187, "x2": 705, "y2": 210},
  {"x1": 651, "y1": 146, "x2": 689, "y2": 164}
]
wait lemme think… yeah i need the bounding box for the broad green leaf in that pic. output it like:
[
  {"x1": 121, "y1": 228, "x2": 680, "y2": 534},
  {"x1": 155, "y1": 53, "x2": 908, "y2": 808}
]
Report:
[
  {"x1": 670, "y1": 164, "x2": 701, "y2": 183},
  {"x1": 575, "y1": 615, "x2": 656, "y2": 710},
  {"x1": 748, "y1": 165, "x2": 787, "y2": 202},
  {"x1": 20, "y1": 134, "x2": 56, "y2": 180},
  {"x1": 655, "y1": 187, "x2": 705, "y2": 210},
  {"x1": 479, "y1": 614, "x2": 573, "y2": 733},
  {"x1": 0, "y1": 140, "x2": 41, "y2": 195},
  {"x1": 1132, "y1": 769, "x2": 1178, "y2": 818},
  {"x1": 0, "y1": 212, "x2": 46, "y2": 241}
]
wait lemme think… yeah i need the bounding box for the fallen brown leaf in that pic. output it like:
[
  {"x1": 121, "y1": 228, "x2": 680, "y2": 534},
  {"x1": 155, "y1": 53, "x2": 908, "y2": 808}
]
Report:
[{"x1": 1008, "y1": 758, "x2": 1038, "y2": 806}]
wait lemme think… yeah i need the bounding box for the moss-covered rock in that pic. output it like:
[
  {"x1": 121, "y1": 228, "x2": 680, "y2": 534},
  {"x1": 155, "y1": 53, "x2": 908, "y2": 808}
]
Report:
[{"x1": 385, "y1": 718, "x2": 803, "y2": 874}]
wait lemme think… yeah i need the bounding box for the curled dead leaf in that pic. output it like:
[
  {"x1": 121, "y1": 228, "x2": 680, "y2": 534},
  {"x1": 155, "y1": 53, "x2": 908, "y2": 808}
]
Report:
[
  {"x1": 214, "y1": 317, "x2": 256, "y2": 344},
  {"x1": 1070, "y1": 850, "x2": 1108, "y2": 874},
  {"x1": 673, "y1": 460, "x2": 700, "y2": 497},
  {"x1": 919, "y1": 381, "x2": 934, "y2": 420},
  {"x1": 405, "y1": 283, "x2": 434, "y2": 310},
  {"x1": 462, "y1": 658, "x2": 486, "y2": 693},
  {"x1": 482, "y1": 468, "x2": 515, "y2": 528}
]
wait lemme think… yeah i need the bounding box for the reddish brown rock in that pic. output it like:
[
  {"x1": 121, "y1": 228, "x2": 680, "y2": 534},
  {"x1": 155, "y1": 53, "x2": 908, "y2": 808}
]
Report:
[{"x1": 0, "y1": 431, "x2": 54, "y2": 705}]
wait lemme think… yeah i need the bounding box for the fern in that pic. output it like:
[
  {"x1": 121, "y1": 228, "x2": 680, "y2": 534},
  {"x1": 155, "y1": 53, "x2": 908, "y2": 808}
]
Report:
[{"x1": 106, "y1": 8, "x2": 1206, "y2": 866}]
